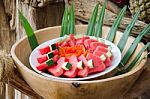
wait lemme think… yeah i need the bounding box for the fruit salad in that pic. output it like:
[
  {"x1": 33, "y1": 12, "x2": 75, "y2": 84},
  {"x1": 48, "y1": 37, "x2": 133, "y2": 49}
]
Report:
[{"x1": 36, "y1": 34, "x2": 113, "y2": 78}]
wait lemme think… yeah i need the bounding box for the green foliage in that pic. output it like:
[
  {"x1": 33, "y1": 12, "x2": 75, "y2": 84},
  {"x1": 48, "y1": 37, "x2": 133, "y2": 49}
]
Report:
[{"x1": 18, "y1": 10, "x2": 39, "y2": 50}]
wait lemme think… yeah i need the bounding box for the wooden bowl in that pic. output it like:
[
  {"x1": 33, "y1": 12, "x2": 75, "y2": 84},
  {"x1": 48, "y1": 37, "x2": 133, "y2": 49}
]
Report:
[{"x1": 11, "y1": 25, "x2": 147, "y2": 99}]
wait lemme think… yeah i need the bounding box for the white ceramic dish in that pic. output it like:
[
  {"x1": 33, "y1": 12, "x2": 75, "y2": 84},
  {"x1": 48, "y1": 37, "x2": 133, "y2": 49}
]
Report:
[{"x1": 29, "y1": 35, "x2": 121, "y2": 81}]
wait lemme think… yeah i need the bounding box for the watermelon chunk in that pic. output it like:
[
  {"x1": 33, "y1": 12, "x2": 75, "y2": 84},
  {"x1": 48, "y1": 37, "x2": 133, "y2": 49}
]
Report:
[
  {"x1": 76, "y1": 36, "x2": 90, "y2": 45},
  {"x1": 90, "y1": 42, "x2": 108, "y2": 51},
  {"x1": 39, "y1": 46, "x2": 51, "y2": 55},
  {"x1": 89, "y1": 54, "x2": 106, "y2": 74},
  {"x1": 93, "y1": 50, "x2": 111, "y2": 67},
  {"x1": 84, "y1": 39, "x2": 97, "y2": 49},
  {"x1": 37, "y1": 55, "x2": 48, "y2": 64},
  {"x1": 95, "y1": 46, "x2": 108, "y2": 53},
  {"x1": 60, "y1": 41, "x2": 69, "y2": 47},
  {"x1": 77, "y1": 54, "x2": 89, "y2": 77},
  {"x1": 52, "y1": 55, "x2": 60, "y2": 63},
  {"x1": 47, "y1": 65, "x2": 63, "y2": 77},
  {"x1": 36, "y1": 63, "x2": 49, "y2": 71},
  {"x1": 47, "y1": 57, "x2": 67, "y2": 77},
  {"x1": 63, "y1": 55, "x2": 78, "y2": 78}
]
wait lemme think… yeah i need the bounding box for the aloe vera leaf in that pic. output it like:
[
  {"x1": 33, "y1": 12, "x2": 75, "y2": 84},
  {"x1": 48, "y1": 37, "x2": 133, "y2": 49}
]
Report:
[
  {"x1": 106, "y1": 6, "x2": 127, "y2": 42},
  {"x1": 86, "y1": 3, "x2": 99, "y2": 36},
  {"x1": 69, "y1": 1, "x2": 75, "y2": 34},
  {"x1": 118, "y1": 23, "x2": 150, "y2": 68},
  {"x1": 117, "y1": 10, "x2": 140, "y2": 52},
  {"x1": 117, "y1": 42, "x2": 150, "y2": 75},
  {"x1": 95, "y1": 0, "x2": 107, "y2": 37},
  {"x1": 18, "y1": 10, "x2": 39, "y2": 50},
  {"x1": 60, "y1": 5, "x2": 69, "y2": 37}
]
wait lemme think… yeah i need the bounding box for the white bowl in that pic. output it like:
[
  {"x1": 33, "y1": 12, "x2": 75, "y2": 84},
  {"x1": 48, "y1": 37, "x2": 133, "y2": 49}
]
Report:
[{"x1": 29, "y1": 36, "x2": 121, "y2": 81}]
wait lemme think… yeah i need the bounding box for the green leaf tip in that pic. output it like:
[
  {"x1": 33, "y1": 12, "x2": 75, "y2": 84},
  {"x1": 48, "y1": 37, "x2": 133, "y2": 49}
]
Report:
[
  {"x1": 118, "y1": 23, "x2": 150, "y2": 68},
  {"x1": 18, "y1": 10, "x2": 39, "y2": 50},
  {"x1": 117, "y1": 9, "x2": 140, "y2": 52},
  {"x1": 95, "y1": 0, "x2": 107, "y2": 37},
  {"x1": 106, "y1": 6, "x2": 127, "y2": 42},
  {"x1": 60, "y1": 5, "x2": 69, "y2": 37},
  {"x1": 86, "y1": 3, "x2": 99, "y2": 36}
]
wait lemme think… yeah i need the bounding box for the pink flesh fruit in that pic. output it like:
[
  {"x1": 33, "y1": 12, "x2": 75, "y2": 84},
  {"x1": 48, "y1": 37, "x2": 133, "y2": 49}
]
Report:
[
  {"x1": 63, "y1": 55, "x2": 79, "y2": 78},
  {"x1": 84, "y1": 39, "x2": 97, "y2": 49},
  {"x1": 93, "y1": 50, "x2": 111, "y2": 67},
  {"x1": 39, "y1": 46, "x2": 51, "y2": 55},
  {"x1": 77, "y1": 54, "x2": 89, "y2": 77},
  {"x1": 89, "y1": 54, "x2": 106, "y2": 74},
  {"x1": 47, "y1": 57, "x2": 67, "y2": 77},
  {"x1": 90, "y1": 42, "x2": 108, "y2": 51},
  {"x1": 37, "y1": 54, "x2": 48, "y2": 64}
]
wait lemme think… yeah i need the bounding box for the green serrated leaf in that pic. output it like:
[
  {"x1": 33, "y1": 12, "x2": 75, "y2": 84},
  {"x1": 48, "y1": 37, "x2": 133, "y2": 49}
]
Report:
[
  {"x1": 106, "y1": 6, "x2": 127, "y2": 42},
  {"x1": 95, "y1": 0, "x2": 107, "y2": 37},
  {"x1": 60, "y1": 5, "x2": 69, "y2": 37},
  {"x1": 118, "y1": 23, "x2": 150, "y2": 68},
  {"x1": 68, "y1": 1, "x2": 75, "y2": 34},
  {"x1": 18, "y1": 10, "x2": 39, "y2": 50},
  {"x1": 116, "y1": 42, "x2": 150, "y2": 75},
  {"x1": 86, "y1": 3, "x2": 99, "y2": 36},
  {"x1": 117, "y1": 10, "x2": 140, "y2": 52}
]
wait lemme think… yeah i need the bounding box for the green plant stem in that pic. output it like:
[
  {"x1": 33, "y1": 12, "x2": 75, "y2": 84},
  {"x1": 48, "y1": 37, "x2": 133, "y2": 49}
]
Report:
[
  {"x1": 106, "y1": 6, "x2": 127, "y2": 42},
  {"x1": 95, "y1": 0, "x2": 107, "y2": 37},
  {"x1": 18, "y1": 10, "x2": 39, "y2": 50},
  {"x1": 86, "y1": 3, "x2": 99, "y2": 36},
  {"x1": 117, "y1": 10, "x2": 140, "y2": 52}
]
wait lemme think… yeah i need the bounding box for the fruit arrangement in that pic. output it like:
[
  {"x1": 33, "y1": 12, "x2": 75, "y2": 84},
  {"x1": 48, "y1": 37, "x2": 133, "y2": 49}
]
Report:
[
  {"x1": 36, "y1": 34, "x2": 113, "y2": 78},
  {"x1": 19, "y1": 0, "x2": 150, "y2": 79}
]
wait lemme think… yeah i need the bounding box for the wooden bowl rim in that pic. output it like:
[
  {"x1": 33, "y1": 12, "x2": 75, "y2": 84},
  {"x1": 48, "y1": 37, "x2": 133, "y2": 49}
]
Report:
[{"x1": 11, "y1": 25, "x2": 147, "y2": 83}]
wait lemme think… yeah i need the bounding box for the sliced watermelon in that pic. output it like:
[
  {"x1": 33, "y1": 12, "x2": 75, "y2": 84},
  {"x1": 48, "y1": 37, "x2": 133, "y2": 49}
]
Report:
[
  {"x1": 89, "y1": 54, "x2": 106, "y2": 74},
  {"x1": 95, "y1": 46, "x2": 108, "y2": 53},
  {"x1": 77, "y1": 54, "x2": 89, "y2": 77},
  {"x1": 37, "y1": 55, "x2": 48, "y2": 64},
  {"x1": 60, "y1": 41, "x2": 69, "y2": 47},
  {"x1": 90, "y1": 42, "x2": 108, "y2": 51},
  {"x1": 84, "y1": 39, "x2": 97, "y2": 49},
  {"x1": 63, "y1": 55, "x2": 78, "y2": 78},
  {"x1": 86, "y1": 53, "x2": 93, "y2": 60},
  {"x1": 53, "y1": 49, "x2": 59, "y2": 55},
  {"x1": 47, "y1": 57, "x2": 67, "y2": 77},
  {"x1": 52, "y1": 55, "x2": 60, "y2": 63},
  {"x1": 47, "y1": 65, "x2": 64, "y2": 77},
  {"x1": 36, "y1": 63, "x2": 49, "y2": 71},
  {"x1": 39, "y1": 46, "x2": 51, "y2": 55},
  {"x1": 93, "y1": 50, "x2": 111, "y2": 67},
  {"x1": 76, "y1": 36, "x2": 90, "y2": 45}
]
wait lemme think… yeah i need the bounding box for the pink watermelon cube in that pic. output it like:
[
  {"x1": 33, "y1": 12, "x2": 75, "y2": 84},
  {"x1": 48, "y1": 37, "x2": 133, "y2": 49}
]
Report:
[
  {"x1": 60, "y1": 41, "x2": 69, "y2": 47},
  {"x1": 93, "y1": 50, "x2": 112, "y2": 67},
  {"x1": 47, "y1": 65, "x2": 64, "y2": 77},
  {"x1": 77, "y1": 54, "x2": 89, "y2": 77},
  {"x1": 39, "y1": 46, "x2": 51, "y2": 55},
  {"x1": 90, "y1": 42, "x2": 108, "y2": 51},
  {"x1": 47, "y1": 57, "x2": 67, "y2": 77},
  {"x1": 36, "y1": 63, "x2": 49, "y2": 71},
  {"x1": 37, "y1": 54, "x2": 48, "y2": 64},
  {"x1": 95, "y1": 46, "x2": 108, "y2": 53},
  {"x1": 84, "y1": 39, "x2": 97, "y2": 49},
  {"x1": 52, "y1": 55, "x2": 60, "y2": 63},
  {"x1": 63, "y1": 55, "x2": 78, "y2": 78},
  {"x1": 89, "y1": 54, "x2": 106, "y2": 74}
]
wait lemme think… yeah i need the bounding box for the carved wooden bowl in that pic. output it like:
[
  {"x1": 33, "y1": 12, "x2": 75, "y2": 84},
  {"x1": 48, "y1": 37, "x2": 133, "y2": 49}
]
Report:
[{"x1": 11, "y1": 25, "x2": 147, "y2": 99}]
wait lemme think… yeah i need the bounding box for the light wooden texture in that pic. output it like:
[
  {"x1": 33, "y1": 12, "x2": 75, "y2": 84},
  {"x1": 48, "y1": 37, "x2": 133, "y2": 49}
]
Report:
[
  {"x1": 0, "y1": 0, "x2": 64, "y2": 98},
  {"x1": 11, "y1": 25, "x2": 147, "y2": 99},
  {"x1": 74, "y1": 0, "x2": 150, "y2": 43}
]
